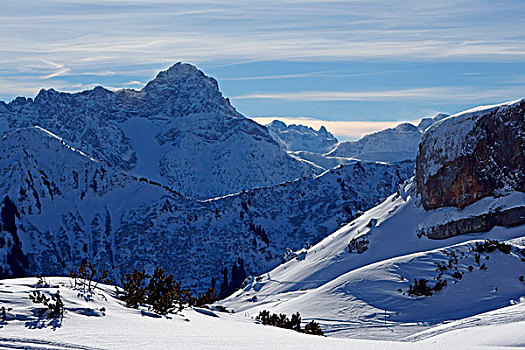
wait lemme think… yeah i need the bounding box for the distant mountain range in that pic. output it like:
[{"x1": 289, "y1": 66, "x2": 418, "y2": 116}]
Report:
[
  {"x1": 265, "y1": 112, "x2": 449, "y2": 170},
  {"x1": 327, "y1": 122, "x2": 423, "y2": 162},
  {"x1": 266, "y1": 120, "x2": 338, "y2": 154}
]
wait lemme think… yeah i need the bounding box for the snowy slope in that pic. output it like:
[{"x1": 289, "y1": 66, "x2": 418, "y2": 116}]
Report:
[
  {"x1": 222, "y1": 184, "x2": 525, "y2": 339},
  {"x1": 0, "y1": 277, "x2": 523, "y2": 349},
  {"x1": 0, "y1": 63, "x2": 312, "y2": 200},
  {"x1": 0, "y1": 126, "x2": 412, "y2": 292},
  {"x1": 328, "y1": 123, "x2": 422, "y2": 162},
  {"x1": 266, "y1": 120, "x2": 338, "y2": 154}
]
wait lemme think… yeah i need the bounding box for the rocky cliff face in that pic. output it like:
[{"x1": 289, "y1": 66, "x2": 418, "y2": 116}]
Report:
[
  {"x1": 416, "y1": 99, "x2": 524, "y2": 210},
  {"x1": 419, "y1": 206, "x2": 525, "y2": 239}
]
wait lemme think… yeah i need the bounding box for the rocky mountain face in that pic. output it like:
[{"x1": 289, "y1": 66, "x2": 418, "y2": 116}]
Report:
[
  {"x1": 416, "y1": 99, "x2": 524, "y2": 210},
  {"x1": 0, "y1": 63, "x2": 312, "y2": 200},
  {"x1": 0, "y1": 125, "x2": 412, "y2": 291},
  {"x1": 266, "y1": 120, "x2": 338, "y2": 154},
  {"x1": 415, "y1": 99, "x2": 525, "y2": 239},
  {"x1": 328, "y1": 123, "x2": 422, "y2": 162}
]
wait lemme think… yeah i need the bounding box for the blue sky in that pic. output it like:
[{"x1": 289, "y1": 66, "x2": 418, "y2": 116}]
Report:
[{"x1": 1, "y1": 0, "x2": 524, "y2": 139}]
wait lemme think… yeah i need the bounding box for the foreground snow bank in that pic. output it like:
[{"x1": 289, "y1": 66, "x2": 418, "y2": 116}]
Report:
[{"x1": 2, "y1": 277, "x2": 523, "y2": 349}]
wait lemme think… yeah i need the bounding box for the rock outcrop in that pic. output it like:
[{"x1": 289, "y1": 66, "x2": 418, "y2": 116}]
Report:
[
  {"x1": 416, "y1": 99, "x2": 524, "y2": 210},
  {"x1": 419, "y1": 206, "x2": 525, "y2": 239}
]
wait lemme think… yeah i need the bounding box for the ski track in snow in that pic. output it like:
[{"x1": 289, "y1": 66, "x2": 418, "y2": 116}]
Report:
[{"x1": 0, "y1": 337, "x2": 103, "y2": 350}]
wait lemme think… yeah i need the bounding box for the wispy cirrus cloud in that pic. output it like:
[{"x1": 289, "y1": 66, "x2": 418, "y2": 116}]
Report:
[
  {"x1": 234, "y1": 87, "x2": 523, "y2": 102},
  {"x1": 1, "y1": 0, "x2": 524, "y2": 74},
  {"x1": 41, "y1": 67, "x2": 71, "y2": 79}
]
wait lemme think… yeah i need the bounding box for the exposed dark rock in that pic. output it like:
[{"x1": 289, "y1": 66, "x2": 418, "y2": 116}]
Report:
[
  {"x1": 420, "y1": 206, "x2": 525, "y2": 239},
  {"x1": 1, "y1": 196, "x2": 29, "y2": 277},
  {"x1": 348, "y1": 236, "x2": 369, "y2": 253}
]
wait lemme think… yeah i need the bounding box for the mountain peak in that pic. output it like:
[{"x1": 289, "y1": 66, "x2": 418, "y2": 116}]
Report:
[
  {"x1": 143, "y1": 62, "x2": 216, "y2": 93},
  {"x1": 393, "y1": 122, "x2": 419, "y2": 132},
  {"x1": 166, "y1": 62, "x2": 199, "y2": 74},
  {"x1": 139, "y1": 62, "x2": 235, "y2": 118},
  {"x1": 418, "y1": 112, "x2": 450, "y2": 131},
  {"x1": 35, "y1": 88, "x2": 59, "y2": 100}
]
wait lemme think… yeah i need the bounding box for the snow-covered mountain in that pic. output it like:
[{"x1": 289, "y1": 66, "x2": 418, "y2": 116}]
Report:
[
  {"x1": 323, "y1": 113, "x2": 449, "y2": 164},
  {"x1": 0, "y1": 63, "x2": 312, "y2": 200},
  {"x1": 266, "y1": 120, "x2": 338, "y2": 153},
  {"x1": 0, "y1": 125, "x2": 412, "y2": 292},
  {"x1": 222, "y1": 99, "x2": 525, "y2": 339},
  {"x1": 327, "y1": 122, "x2": 422, "y2": 162}
]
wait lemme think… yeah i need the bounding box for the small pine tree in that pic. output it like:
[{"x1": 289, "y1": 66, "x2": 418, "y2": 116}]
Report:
[
  {"x1": 29, "y1": 290, "x2": 63, "y2": 319},
  {"x1": 219, "y1": 267, "x2": 230, "y2": 298},
  {"x1": 407, "y1": 279, "x2": 433, "y2": 297},
  {"x1": 287, "y1": 312, "x2": 302, "y2": 332},
  {"x1": 452, "y1": 271, "x2": 463, "y2": 280},
  {"x1": 432, "y1": 279, "x2": 447, "y2": 292},
  {"x1": 256, "y1": 310, "x2": 323, "y2": 336},
  {"x1": 47, "y1": 291, "x2": 64, "y2": 319},
  {"x1": 121, "y1": 269, "x2": 149, "y2": 308},
  {"x1": 304, "y1": 320, "x2": 324, "y2": 335},
  {"x1": 146, "y1": 267, "x2": 183, "y2": 315},
  {"x1": 193, "y1": 288, "x2": 219, "y2": 307},
  {"x1": 69, "y1": 261, "x2": 111, "y2": 292}
]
